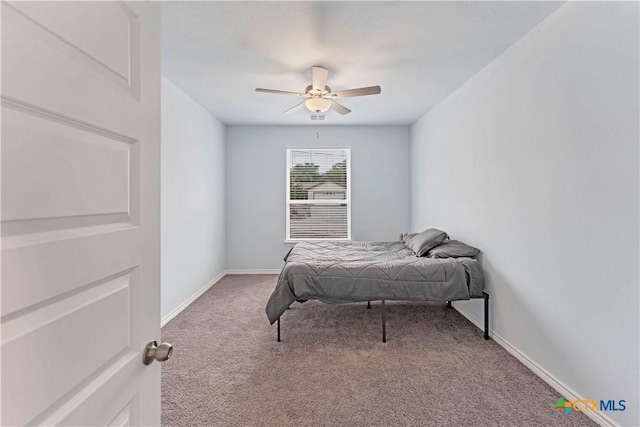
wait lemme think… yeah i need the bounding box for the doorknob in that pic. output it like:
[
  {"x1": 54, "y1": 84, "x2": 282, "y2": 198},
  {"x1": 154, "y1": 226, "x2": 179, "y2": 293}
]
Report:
[{"x1": 142, "y1": 340, "x2": 173, "y2": 365}]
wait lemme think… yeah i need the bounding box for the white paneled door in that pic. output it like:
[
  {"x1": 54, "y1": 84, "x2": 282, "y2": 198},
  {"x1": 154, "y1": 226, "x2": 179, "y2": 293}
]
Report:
[{"x1": 1, "y1": 1, "x2": 162, "y2": 425}]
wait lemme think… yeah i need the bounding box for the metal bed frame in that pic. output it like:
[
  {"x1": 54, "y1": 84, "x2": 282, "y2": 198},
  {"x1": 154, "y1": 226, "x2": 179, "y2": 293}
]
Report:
[{"x1": 276, "y1": 291, "x2": 490, "y2": 343}]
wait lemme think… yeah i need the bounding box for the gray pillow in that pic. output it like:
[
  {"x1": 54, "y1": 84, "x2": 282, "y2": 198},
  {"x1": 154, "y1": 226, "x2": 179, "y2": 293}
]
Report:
[
  {"x1": 402, "y1": 233, "x2": 417, "y2": 243},
  {"x1": 406, "y1": 228, "x2": 448, "y2": 256},
  {"x1": 428, "y1": 240, "x2": 480, "y2": 258}
]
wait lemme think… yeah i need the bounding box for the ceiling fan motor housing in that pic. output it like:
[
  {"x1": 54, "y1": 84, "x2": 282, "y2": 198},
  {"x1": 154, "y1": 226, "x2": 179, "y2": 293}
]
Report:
[{"x1": 305, "y1": 84, "x2": 331, "y2": 96}]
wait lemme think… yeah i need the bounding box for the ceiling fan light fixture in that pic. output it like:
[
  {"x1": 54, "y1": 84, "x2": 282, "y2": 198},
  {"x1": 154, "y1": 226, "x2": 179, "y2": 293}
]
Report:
[{"x1": 305, "y1": 97, "x2": 331, "y2": 113}]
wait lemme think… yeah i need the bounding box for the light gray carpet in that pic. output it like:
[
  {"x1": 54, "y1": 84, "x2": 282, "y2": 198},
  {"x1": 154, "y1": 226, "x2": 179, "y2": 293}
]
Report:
[{"x1": 161, "y1": 274, "x2": 595, "y2": 426}]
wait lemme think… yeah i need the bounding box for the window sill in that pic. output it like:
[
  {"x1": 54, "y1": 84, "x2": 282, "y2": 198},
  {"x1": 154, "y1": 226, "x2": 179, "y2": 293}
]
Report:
[{"x1": 284, "y1": 239, "x2": 351, "y2": 246}]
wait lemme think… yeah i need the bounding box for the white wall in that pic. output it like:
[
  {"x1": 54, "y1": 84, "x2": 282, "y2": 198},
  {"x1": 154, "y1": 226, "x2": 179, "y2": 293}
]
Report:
[
  {"x1": 410, "y1": 2, "x2": 639, "y2": 425},
  {"x1": 161, "y1": 77, "x2": 226, "y2": 319},
  {"x1": 226, "y1": 126, "x2": 410, "y2": 269}
]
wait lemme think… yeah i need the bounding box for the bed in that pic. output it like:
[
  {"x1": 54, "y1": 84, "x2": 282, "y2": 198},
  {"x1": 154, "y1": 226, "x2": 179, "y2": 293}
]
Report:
[{"x1": 265, "y1": 238, "x2": 489, "y2": 342}]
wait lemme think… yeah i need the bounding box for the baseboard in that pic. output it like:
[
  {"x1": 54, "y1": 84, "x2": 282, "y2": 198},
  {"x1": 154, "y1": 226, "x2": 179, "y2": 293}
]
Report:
[
  {"x1": 161, "y1": 271, "x2": 226, "y2": 327},
  {"x1": 225, "y1": 269, "x2": 281, "y2": 275},
  {"x1": 453, "y1": 303, "x2": 617, "y2": 427}
]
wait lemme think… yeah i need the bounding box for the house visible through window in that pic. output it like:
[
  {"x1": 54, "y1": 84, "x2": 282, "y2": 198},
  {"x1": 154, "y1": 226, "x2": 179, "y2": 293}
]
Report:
[{"x1": 286, "y1": 148, "x2": 351, "y2": 240}]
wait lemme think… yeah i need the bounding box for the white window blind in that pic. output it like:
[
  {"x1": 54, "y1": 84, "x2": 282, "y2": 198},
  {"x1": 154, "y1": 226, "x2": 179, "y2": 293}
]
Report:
[{"x1": 286, "y1": 148, "x2": 351, "y2": 240}]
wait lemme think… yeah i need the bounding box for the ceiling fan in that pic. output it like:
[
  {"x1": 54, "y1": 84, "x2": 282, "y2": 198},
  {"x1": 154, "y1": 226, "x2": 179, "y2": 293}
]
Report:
[{"x1": 255, "y1": 66, "x2": 381, "y2": 115}]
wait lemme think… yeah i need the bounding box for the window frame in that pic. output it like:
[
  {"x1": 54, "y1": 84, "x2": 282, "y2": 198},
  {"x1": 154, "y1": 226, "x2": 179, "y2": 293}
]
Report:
[{"x1": 285, "y1": 148, "x2": 351, "y2": 242}]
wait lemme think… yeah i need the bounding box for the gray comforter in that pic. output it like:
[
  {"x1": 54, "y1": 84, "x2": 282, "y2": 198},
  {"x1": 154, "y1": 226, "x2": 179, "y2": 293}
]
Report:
[{"x1": 265, "y1": 240, "x2": 485, "y2": 324}]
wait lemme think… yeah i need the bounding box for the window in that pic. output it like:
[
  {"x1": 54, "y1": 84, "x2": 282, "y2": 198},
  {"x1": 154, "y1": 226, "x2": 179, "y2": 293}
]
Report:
[{"x1": 286, "y1": 148, "x2": 351, "y2": 241}]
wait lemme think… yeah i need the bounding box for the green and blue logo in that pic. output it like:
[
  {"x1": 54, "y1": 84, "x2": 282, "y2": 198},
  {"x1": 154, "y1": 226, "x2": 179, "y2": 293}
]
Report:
[{"x1": 555, "y1": 398, "x2": 572, "y2": 415}]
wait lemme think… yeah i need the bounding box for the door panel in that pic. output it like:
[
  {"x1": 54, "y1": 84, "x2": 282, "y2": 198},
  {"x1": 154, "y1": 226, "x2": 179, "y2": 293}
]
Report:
[
  {"x1": 1, "y1": 1, "x2": 140, "y2": 132},
  {"x1": 1, "y1": 1, "x2": 160, "y2": 425},
  {"x1": 2, "y1": 272, "x2": 135, "y2": 423},
  {"x1": 2, "y1": 106, "x2": 133, "y2": 221},
  {"x1": 10, "y1": 1, "x2": 133, "y2": 81}
]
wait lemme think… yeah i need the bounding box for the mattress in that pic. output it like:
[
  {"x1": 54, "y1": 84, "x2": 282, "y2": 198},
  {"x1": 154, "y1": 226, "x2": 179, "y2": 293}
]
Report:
[{"x1": 265, "y1": 240, "x2": 485, "y2": 324}]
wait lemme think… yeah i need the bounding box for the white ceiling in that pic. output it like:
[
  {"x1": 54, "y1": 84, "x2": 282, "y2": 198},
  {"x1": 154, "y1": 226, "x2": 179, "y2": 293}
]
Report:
[{"x1": 161, "y1": 1, "x2": 564, "y2": 126}]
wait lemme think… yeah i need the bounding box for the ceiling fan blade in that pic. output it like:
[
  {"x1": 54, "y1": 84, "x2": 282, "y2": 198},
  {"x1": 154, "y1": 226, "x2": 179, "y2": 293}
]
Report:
[
  {"x1": 256, "y1": 88, "x2": 306, "y2": 96},
  {"x1": 312, "y1": 66, "x2": 328, "y2": 92},
  {"x1": 283, "y1": 101, "x2": 307, "y2": 114},
  {"x1": 329, "y1": 100, "x2": 351, "y2": 115},
  {"x1": 329, "y1": 86, "x2": 381, "y2": 98}
]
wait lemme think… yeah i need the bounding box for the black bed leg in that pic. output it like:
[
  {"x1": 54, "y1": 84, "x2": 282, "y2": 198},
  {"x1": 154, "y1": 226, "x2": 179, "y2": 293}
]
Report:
[
  {"x1": 277, "y1": 317, "x2": 281, "y2": 342},
  {"x1": 367, "y1": 301, "x2": 371, "y2": 309},
  {"x1": 381, "y1": 300, "x2": 386, "y2": 343},
  {"x1": 483, "y1": 292, "x2": 489, "y2": 340},
  {"x1": 446, "y1": 301, "x2": 452, "y2": 308}
]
